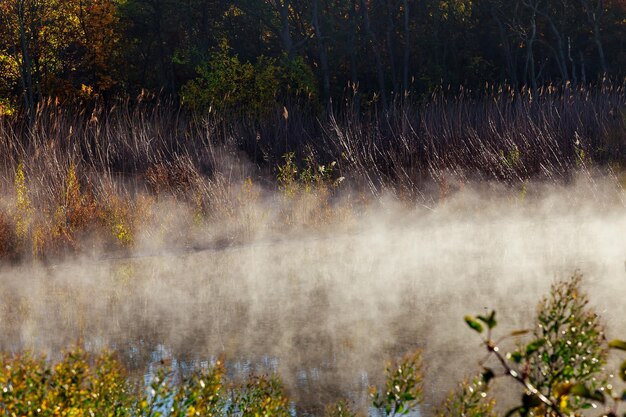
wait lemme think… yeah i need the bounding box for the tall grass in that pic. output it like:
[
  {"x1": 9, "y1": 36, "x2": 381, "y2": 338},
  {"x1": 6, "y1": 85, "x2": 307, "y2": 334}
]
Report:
[
  {"x1": 1, "y1": 83, "x2": 624, "y2": 193},
  {"x1": 0, "y1": 83, "x2": 623, "y2": 260},
  {"x1": 326, "y1": 83, "x2": 625, "y2": 196}
]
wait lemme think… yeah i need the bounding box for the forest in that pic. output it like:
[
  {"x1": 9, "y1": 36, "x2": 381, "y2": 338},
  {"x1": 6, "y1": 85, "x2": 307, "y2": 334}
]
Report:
[{"x1": 0, "y1": 0, "x2": 624, "y2": 116}]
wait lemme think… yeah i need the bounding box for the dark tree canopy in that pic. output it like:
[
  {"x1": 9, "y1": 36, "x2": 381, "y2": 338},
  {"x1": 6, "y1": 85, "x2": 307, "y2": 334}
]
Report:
[{"x1": 0, "y1": 0, "x2": 624, "y2": 115}]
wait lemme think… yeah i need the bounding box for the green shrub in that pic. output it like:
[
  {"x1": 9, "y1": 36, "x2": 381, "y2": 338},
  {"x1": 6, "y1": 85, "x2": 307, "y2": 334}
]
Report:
[
  {"x1": 435, "y1": 375, "x2": 496, "y2": 417},
  {"x1": 0, "y1": 349, "x2": 134, "y2": 416},
  {"x1": 463, "y1": 273, "x2": 623, "y2": 417},
  {"x1": 325, "y1": 400, "x2": 361, "y2": 417},
  {"x1": 277, "y1": 152, "x2": 340, "y2": 197},
  {"x1": 370, "y1": 349, "x2": 423, "y2": 417},
  {"x1": 181, "y1": 40, "x2": 317, "y2": 118},
  {"x1": 527, "y1": 273, "x2": 607, "y2": 402},
  {"x1": 0, "y1": 351, "x2": 288, "y2": 417},
  {"x1": 227, "y1": 375, "x2": 291, "y2": 417}
]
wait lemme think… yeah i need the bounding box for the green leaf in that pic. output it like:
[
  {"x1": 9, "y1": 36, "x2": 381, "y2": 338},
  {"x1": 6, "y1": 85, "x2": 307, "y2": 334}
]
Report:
[
  {"x1": 571, "y1": 383, "x2": 605, "y2": 403},
  {"x1": 465, "y1": 316, "x2": 483, "y2": 333},
  {"x1": 522, "y1": 393, "x2": 542, "y2": 408},
  {"x1": 505, "y1": 406, "x2": 524, "y2": 417},
  {"x1": 525, "y1": 339, "x2": 546, "y2": 356},
  {"x1": 510, "y1": 351, "x2": 523, "y2": 364},
  {"x1": 621, "y1": 390, "x2": 626, "y2": 401},
  {"x1": 609, "y1": 340, "x2": 626, "y2": 351},
  {"x1": 401, "y1": 392, "x2": 415, "y2": 401},
  {"x1": 620, "y1": 360, "x2": 626, "y2": 382},
  {"x1": 482, "y1": 367, "x2": 495, "y2": 385},
  {"x1": 570, "y1": 383, "x2": 590, "y2": 397},
  {"x1": 554, "y1": 383, "x2": 572, "y2": 397},
  {"x1": 590, "y1": 390, "x2": 606, "y2": 404},
  {"x1": 510, "y1": 329, "x2": 531, "y2": 336},
  {"x1": 477, "y1": 311, "x2": 497, "y2": 329}
]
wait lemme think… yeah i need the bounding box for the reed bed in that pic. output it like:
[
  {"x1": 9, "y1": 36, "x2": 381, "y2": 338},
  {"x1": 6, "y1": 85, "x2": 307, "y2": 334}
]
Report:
[{"x1": 0, "y1": 83, "x2": 623, "y2": 261}]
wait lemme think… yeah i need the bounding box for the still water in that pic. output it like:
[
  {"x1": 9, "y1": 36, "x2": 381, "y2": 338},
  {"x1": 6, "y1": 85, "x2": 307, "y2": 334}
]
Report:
[{"x1": 2, "y1": 188, "x2": 626, "y2": 413}]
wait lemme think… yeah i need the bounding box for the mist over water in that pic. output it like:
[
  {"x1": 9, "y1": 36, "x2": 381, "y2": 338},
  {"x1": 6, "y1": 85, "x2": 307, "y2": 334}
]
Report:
[{"x1": 2, "y1": 175, "x2": 626, "y2": 411}]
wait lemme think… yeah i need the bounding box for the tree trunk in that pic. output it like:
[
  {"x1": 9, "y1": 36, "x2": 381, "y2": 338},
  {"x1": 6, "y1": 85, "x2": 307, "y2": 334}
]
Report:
[
  {"x1": 278, "y1": 0, "x2": 294, "y2": 59},
  {"x1": 312, "y1": 0, "x2": 330, "y2": 106},
  {"x1": 151, "y1": 0, "x2": 175, "y2": 93},
  {"x1": 543, "y1": 16, "x2": 569, "y2": 82},
  {"x1": 360, "y1": 0, "x2": 388, "y2": 109},
  {"x1": 492, "y1": 9, "x2": 518, "y2": 87},
  {"x1": 580, "y1": 0, "x2": 608, "y2": 75},
  {"x1": 592, "y1": 19, "x2": 608, "y2": 75},
  {"x1": 349, "y1": 0, "x2": 359, "y2": 86},
  {"x1": 567, "y1": 36, "x2": 577, "y2": 86},
  {"x1": 385, "y1": 0, "x2": 398, "y2": 94},
  {"x1": 17, "y1": 0, "x2": 35, "y2": 120},
  {"x1": 402, "y1": 0, "x2": 410, "y2": 94},
  {"x1": 579, "y1": 50, "x2": 587, "y2": 84},
  {"x1": 523, "y1": 3, "x2": 538, "y2": 90}
]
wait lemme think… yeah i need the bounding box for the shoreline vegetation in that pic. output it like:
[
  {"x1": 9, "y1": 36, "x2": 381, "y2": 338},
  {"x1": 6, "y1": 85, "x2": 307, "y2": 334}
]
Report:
[{"x1": 0, "y1": 84, "x2": 624, "y2": 262}]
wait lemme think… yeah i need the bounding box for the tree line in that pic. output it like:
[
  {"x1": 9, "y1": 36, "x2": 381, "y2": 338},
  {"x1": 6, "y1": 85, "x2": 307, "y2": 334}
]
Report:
[{"x1": 0, "y1": 0, "x2": 624, "y2": 116}]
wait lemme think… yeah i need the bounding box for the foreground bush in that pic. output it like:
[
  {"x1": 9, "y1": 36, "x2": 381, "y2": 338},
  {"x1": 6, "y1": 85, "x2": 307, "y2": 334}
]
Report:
[
  {"x1": 0, "y1": 350, "x2": 133, "y2": 416},
  {"x1": 0, "y1": 348, "x2": 422, "y2": 417},
  {"x1": 0, "y1": 350, "x2": 287, "y2": 417},
  {"x1": 465, "y1": 273, "x2": 626, "y2": 417}
]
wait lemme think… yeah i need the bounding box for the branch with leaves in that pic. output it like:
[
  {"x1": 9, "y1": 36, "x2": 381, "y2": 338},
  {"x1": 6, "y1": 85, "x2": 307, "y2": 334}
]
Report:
[{"x1": 465, "y1": 274, "x2": 626, "y2": 417}]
